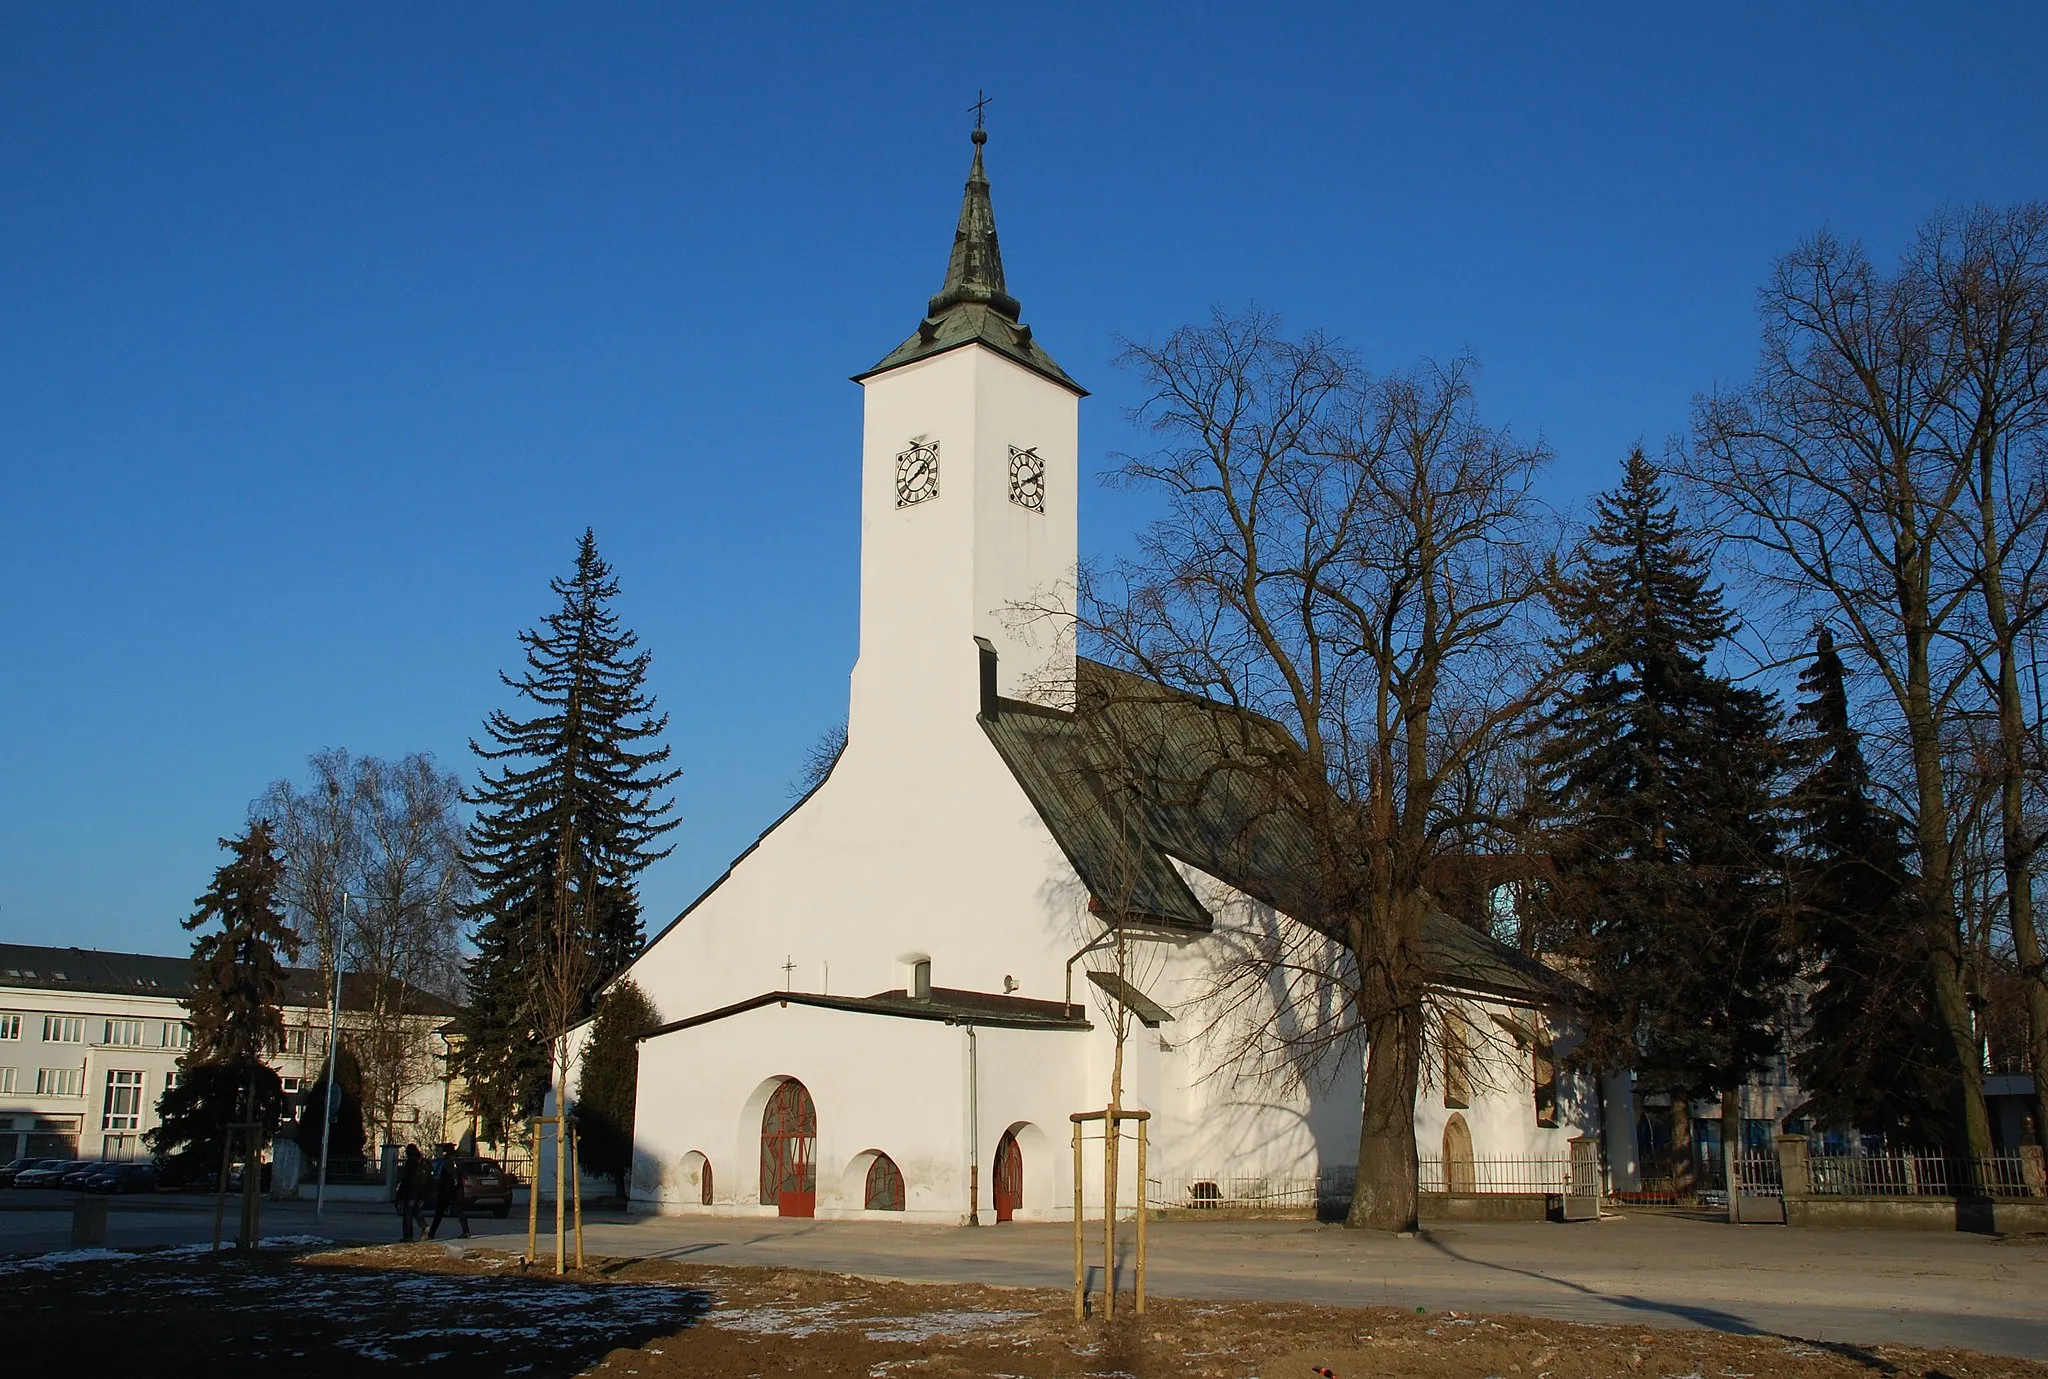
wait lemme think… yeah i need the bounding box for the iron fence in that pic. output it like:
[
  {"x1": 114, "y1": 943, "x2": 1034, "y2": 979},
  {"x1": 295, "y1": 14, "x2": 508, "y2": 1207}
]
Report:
[
  {"x1": 1416, "y1": 1156, "x2": 1567, "y2": 1194},
  {"x1": 1806, "y1": 1153, "x2": 2037, "y2": 1198},
  {"x1": 1149, "y1": 1175, "x2": 1323, "y2": 1211},
  {"x1": 1733, "y1": 1151, "x2": 1783, "y2": 1197}
]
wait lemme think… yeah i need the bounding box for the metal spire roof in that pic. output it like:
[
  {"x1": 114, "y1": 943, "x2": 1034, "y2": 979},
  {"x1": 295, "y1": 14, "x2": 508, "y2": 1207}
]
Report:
[{"x1": 856, "y1": 128, "x2": 1085, "y2": 395}]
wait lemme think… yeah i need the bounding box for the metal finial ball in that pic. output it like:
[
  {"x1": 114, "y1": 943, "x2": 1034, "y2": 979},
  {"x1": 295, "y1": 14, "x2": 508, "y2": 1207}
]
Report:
[{"x1": 971, "y1": 127, "x2": 987, "y2": 145}]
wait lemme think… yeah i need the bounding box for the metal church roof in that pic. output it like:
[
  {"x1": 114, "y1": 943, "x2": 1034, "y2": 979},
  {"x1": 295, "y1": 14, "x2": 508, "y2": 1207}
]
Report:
[{"x1": 980, "y1": 660, "x2": 1578, "y2": 1008}]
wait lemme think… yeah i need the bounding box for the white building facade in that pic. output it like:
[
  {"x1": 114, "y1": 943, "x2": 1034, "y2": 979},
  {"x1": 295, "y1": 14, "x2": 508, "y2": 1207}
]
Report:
[
  {"x1": 0, "y1": 942, "x2": 458, "y2": 1165},
  {"x1": 612, "y1": 129, "x2": 1596, "y2": 1224}
]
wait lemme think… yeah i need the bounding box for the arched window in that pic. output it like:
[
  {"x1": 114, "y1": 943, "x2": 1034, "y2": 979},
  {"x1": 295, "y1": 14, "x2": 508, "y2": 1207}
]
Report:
[
  {"x1": 864, "y1": 1152, "x2": 905, "y2": 1210},
  {"x1": 759, "y1": 1079, "x2": 817, "y2": 1216},
  {"x1": 1442, "y1": 1012, "x2": 1473, "y2": 1109},
  {"x1": 912, "y1": 959, "x2": 932, "y2": 1001},
  {"x1": 700, "y1": 1157, "x2": 714, "y2": 1205},
  {"x1": 1442, "y1": 1113, "x2": 1476, "y2": 1194}
]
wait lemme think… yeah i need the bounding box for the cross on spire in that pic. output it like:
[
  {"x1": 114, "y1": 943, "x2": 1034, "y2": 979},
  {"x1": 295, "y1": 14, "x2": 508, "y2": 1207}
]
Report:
[{"x1": 971, "y1": 89, "x2": 992, "y2": 131}]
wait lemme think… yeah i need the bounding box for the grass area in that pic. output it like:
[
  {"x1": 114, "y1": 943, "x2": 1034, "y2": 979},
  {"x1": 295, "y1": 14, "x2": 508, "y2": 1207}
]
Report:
[{"x1": 2, "y1": 1239, "x2": 2041, "y2": 1378}]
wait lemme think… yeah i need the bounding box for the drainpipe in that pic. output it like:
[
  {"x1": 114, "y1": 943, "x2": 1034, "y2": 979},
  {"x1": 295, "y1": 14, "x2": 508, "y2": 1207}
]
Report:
[
  {"x1": 966, "y1": 1023, "x2": 980, "y2": 1226},
  {"x1": 1064, "y1": 933, "x2": 1116, "y2": 1014}
]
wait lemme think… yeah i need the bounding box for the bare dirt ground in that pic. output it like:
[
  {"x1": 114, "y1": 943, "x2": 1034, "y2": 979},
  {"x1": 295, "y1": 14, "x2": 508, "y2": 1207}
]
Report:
[{"x1": 5, "y1": 1241, "x2": 2044, "y2": 1379}]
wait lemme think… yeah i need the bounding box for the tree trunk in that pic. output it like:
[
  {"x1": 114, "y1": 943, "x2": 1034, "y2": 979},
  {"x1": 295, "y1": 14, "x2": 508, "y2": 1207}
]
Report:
[
  {"x1": 1721, "y1": 1087, "x2": 1742, "y2": 1220},
  {"x1": 1900, "y1": 596, "x2": 1996, "y2": 1160},
  {"x1": 1349, "y1": 997, "x2": 1421, "y2": 1231},
  {"x1": 1975, "y1": 456, "x2": 2048, "y2": 1153},
  {"x1": 1670, "y1": 1097, "x2": 1694, "y2": 1197}
]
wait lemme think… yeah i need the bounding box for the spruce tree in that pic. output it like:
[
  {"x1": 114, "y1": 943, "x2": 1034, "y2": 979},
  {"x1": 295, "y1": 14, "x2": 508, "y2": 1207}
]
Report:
[
  {"x1": 1783, "y1": 628, "x2": 1949, "y2": 1139},
  {"x1": 574, "y1": 978, "x2": 661, "y2": 1197},
  {"x1": 457, "y1": 530, "x2": 680, "y2": 1138},
  {"x1": 147, "y1": 822, "x2": 300, "y2": 1183},
  {"x1": 1537, "y1": 449, "x2": 1788, "y2": 1186}
]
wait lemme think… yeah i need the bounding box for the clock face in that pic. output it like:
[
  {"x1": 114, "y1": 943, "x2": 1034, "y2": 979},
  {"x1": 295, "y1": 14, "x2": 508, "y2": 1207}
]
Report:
[
  {"x1": 896, "y1": 439, "x2": 940, "y2": 508},
  {"x1": 1008, "y1": 446, "x2": 1045, "y2": 512}
]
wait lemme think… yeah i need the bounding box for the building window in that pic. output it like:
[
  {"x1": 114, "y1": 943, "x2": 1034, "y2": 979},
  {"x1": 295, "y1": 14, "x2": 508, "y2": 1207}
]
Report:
[
  {"x1": 160, "y1": 1022, "x2": 192, "y2": 1050},
  {"x1": 1442, "y1": 1012, "x2": 1472, "y2": 1110},
  {"x1": 163, "y1": 1070, "x2": 182, "y2": 1092},
  {"x1": 1532, "y1": 1045, "x2": 1558, "y2": 1128},
  {"x1": 0, "y1": 1068, "x2": 14, "y2": 1095},
  {"x1": 102, "y1": 1019, "x2": 144, "y2": 1047},
  {"x1": 36, "y1": 1067, "x2": 83, "y2": 1097},
  {"x1": 42, "y1": 1016, "x2": 84, "y2": 1044},
  {"x1": 102, "y1": 1133, "x2": 136, "y2": 1162},
  {"x1": 912, "y1": 959, "x2": 932, "y2": 1001},
  {"x1": 0, "y1": 1014, "x2": 20, "y2": 1040},
  {"x1": 102, "y1": 1070, "x2": 144, "y2": 1131}
]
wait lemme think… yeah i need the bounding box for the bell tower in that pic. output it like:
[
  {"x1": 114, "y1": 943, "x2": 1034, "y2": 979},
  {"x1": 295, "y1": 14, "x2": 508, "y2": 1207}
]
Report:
[{"x1": 847, "y1": 127, "x2": 1085, "y2": 748}]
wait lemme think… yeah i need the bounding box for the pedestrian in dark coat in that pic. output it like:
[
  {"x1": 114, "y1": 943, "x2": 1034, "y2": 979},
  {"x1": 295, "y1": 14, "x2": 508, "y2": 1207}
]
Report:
[
  {"x1": 396, "y1": 1144, "x2": 430, "y2": 1241},
  {"x1": 426, "y1": 1145, "x2": 470, "y2": 1240}
]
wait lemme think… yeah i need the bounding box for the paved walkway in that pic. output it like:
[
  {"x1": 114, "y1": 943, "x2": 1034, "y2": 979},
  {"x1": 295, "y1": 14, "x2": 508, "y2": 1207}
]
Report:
[{"x1": 4, "y1": 1198, "x2": 2044, "y2": 1360}]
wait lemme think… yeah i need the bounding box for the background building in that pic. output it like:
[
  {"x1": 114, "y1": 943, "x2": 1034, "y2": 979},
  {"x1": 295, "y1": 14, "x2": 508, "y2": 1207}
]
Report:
[{"x1": 0, "y1": 942, "x2": 459, "y2": 1164}]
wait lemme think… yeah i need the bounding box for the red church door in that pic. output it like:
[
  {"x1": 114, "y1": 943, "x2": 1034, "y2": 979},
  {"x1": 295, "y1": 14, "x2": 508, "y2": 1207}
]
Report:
[
  {"x1": 760, "y1": 1079, "x2": 817, "y2": 1218},
  {"x1": 993, "y1": 1129, "x2": 1023, "y2": 1222}
]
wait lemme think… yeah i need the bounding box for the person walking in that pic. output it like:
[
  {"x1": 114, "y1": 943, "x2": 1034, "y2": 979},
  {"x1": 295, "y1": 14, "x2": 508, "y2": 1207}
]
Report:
[
  {"x1": 426, "y1": 1144, "x2": 471, "y2": 1240},
  {"x1": 396, "y1": 1144, "x2": 430, "y2": 1242}
]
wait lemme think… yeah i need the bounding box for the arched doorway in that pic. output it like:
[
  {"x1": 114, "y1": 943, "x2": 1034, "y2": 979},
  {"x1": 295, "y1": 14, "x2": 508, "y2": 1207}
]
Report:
[
  {"x1": 681, "y1": 1150, "x2": 713, "y2": 1207},
  {"x1": 992, "y1": 1128, "x2": 1023, "y2": 1222},
  {"x1": 1442, "y1": 1113, "x2": 1476, "y2": 1194},
  {"x1": 759, "y1": 1078, "x2": 817, "y2": 1217},
  {"x1": 864, "y1": 1153, "x2": 905, "y2": 1211}
]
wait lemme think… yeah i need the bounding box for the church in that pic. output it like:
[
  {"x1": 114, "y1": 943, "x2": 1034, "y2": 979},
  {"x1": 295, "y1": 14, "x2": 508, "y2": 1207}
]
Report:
[{"x1": 605, "y1": 127, "x2": 1603, "y2": 1223}]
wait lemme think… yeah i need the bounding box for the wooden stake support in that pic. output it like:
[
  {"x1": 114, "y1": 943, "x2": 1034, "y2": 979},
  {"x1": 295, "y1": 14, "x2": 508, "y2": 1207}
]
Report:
[
  {"x1": 1069, "y1": 1108, "x2": 1149, "y2": 1321},
  {"x1": 525, "y1": 1115, "x2": 582, "y2": 1275}
]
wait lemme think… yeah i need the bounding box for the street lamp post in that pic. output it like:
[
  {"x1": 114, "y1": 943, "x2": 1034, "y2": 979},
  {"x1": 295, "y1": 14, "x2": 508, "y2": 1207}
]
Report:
[{"x1": 314, "y1": 894, "x2": 365, "y2": 1225}]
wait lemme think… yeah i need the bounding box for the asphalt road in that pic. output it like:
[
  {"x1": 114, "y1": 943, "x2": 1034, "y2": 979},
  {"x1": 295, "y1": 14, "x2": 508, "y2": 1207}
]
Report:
[{"x1": 4, "y1": 1195, "x2": 2043, "y2": 1360}]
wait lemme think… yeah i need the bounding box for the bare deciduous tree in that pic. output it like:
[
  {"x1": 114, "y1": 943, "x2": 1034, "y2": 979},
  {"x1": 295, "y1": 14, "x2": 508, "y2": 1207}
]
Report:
[
  {"x1": 1689, "y1": 205, "x2": 2048, "y2": 1157},
  {"x1": 256, "y1": 749, "x2": 469, "y2": 1152},
  {"x1": 1083, "y1": 309, "x2": 1557, "y2": 1230}
]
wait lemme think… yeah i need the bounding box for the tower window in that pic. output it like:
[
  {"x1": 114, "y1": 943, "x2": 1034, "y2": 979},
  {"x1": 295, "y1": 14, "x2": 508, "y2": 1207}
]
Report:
[{"x1": 912, "y1": 960, "x2": 931, "y2": 1001}]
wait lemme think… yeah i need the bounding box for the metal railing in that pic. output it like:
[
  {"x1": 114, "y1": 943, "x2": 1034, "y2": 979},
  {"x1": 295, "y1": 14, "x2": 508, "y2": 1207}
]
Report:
[
  {"x1": 1806, "y1": 1153, "x2": 2038, "y2": 1198},
  {"x1": 1417, "y1": 1156, "x2": 1567, "y2": 1194}
]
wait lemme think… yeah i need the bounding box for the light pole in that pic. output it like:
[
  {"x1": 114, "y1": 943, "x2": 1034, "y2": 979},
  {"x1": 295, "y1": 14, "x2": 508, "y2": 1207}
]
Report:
[{"x1": 314, "y1": 893, "x2": 366, "y2": 1225}]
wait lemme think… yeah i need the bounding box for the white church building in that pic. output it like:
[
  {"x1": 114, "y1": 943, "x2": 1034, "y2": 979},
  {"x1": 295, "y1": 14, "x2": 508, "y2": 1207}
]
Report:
[{"x1": 607, "y1": 128, "x2": 1601, "y2": 1224}]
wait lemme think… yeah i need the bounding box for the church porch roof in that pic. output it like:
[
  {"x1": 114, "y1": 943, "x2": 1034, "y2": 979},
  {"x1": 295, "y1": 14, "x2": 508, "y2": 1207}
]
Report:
[{"x1": 638, "y1": 984, "x2": 1093, "y2": 1042}]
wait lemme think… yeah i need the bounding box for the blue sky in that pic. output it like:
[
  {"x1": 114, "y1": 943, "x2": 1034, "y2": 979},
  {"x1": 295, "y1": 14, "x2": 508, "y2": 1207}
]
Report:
[{"x1": 4, "y1": 3, "x2": 2044, "y2": 956}]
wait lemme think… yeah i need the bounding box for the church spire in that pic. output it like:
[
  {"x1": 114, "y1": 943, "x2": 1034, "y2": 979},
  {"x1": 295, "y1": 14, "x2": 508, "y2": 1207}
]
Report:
[
  {"x1": 927, "y1": 128, "x2": 1021, "y2": 321},
  {"x1": 855, "y1": 124, "x2": 1085, "y2": 396}
]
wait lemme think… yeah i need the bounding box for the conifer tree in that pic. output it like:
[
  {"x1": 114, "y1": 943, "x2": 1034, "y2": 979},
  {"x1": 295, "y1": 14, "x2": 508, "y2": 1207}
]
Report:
[
  {"x1": 1783, "y1": 628, "x2": 1949, "y2": 1138},
  {"x1": 574, "y1": 978, "x2": 661, "y2": 1197},
  {"x1": 1536, "y1": 449, "x2": 1788, "y2": 1186},
  {"x1": 457, "y1": 530, "x2": 680, "y2": 1138},
  {"x1": 148, "y1": 822, "x2": 300, "y2": 1183}
]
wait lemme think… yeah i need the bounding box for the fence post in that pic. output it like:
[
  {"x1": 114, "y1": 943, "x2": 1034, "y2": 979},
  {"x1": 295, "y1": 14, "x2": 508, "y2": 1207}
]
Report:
[
  {"x1": 1775, "y1": 1136, "x2": 1808, "y2": 1227},
  {"x1": 2021, "y1": 1145, "x2": 2045, "y2": 1199}
]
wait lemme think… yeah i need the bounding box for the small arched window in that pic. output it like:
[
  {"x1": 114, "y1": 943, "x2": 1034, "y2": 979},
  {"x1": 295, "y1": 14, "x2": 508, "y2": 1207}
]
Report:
[
  {"x1": 912, "y1": 959, "x2": 932, "y2": 1001},
  {"x1": 865, "y1": 1153, "x2": 905, "y2": 1210},
  {"x1": 700, "y1": 1158, "x2": 715, "y2": 1206}
]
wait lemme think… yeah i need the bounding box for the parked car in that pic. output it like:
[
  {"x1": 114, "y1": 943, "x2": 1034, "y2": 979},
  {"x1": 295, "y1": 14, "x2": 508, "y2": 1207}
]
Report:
[
  {"x1": 457, "y1": 1157, "x2": 515, "y2": 1218},
  {"x1": 224, "y1": 1162, "x2": 274, "y2": 1193},
  {"x1": 59, "y1": 1164, "x2": 110, "y2": 1190},
  {"x1": 14, "y1": 1160, "x2": 91, "y2": 1189},
  {"x1": 83, "y1": 1164, "x2": 160, "y2": 1195},
  {"x1": 0, "y1": 1157, "x2": 59, "y2": 1188}
]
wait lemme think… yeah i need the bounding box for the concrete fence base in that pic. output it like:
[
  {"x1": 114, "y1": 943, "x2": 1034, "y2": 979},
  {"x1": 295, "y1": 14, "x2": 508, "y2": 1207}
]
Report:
[
  {"x1": 1420, "y1": 1192, "x2": 1555, "y2": 1222},
  {"x1": 1784, "y1": 1196, "x2": 2048, "y2": 1233}
]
